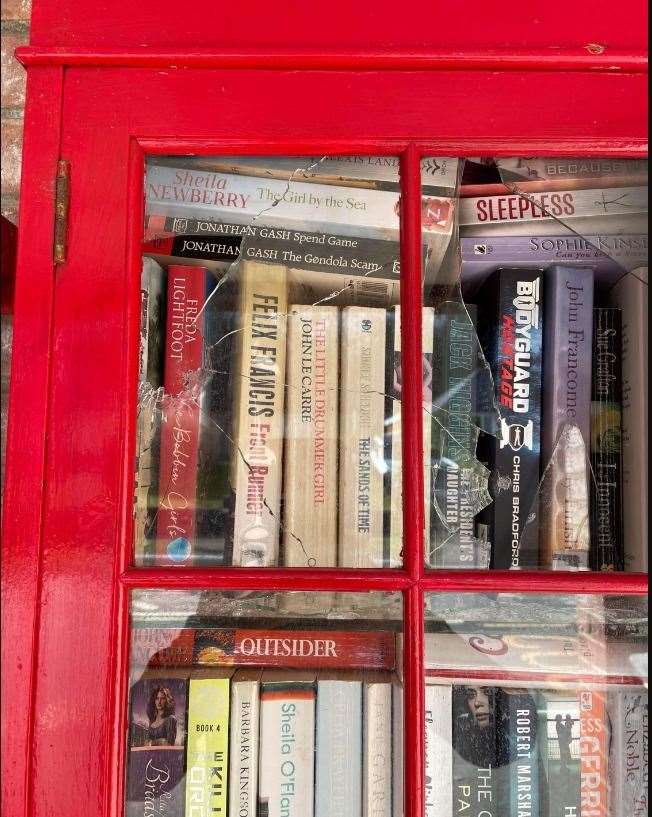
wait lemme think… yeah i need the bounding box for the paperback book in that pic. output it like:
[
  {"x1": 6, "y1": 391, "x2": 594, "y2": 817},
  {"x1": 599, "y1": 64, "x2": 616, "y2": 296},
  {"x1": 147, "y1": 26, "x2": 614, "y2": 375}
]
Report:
[
  {"x1": 229, "y1": 669, "x2": 262, "y2": 817},
  {"x1": 362, "y1": 672, "x2": 393, "y2": 817},
  {"x1": 452, "y1": 685, "x2": 498, "y2": 817}
]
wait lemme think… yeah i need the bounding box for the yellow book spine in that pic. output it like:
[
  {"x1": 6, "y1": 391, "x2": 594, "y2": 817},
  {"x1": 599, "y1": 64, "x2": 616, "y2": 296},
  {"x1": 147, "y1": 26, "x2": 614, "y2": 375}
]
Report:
[{"x1": 185, "y1": 677, "x2": 230, "y2": 817}]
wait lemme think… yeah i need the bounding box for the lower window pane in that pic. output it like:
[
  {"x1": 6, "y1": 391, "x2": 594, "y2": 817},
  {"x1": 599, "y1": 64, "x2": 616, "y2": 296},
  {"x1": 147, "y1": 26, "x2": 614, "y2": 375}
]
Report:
[
  {"x1": 424, "y1": 592, "x2": 648, "y2": 817},
  {"x1": 127, "y1": 590, "x2": 403, "y2": 817}
]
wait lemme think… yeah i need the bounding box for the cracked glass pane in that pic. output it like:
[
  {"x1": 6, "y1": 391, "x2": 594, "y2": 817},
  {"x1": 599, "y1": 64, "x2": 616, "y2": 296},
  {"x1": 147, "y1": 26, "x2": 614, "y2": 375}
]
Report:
[
  {"x1": 137, "y1": 154, "x2": 460, "y2": 569},
  {"x1": 127, "y1": 589, "x2": 403, "y2": 817},
  {"x1": 423, "y1": 591, "x2": 648, "y2": 817},
  {"x1": 427, "y1": 157, "x2": 648, "y2": 572}
]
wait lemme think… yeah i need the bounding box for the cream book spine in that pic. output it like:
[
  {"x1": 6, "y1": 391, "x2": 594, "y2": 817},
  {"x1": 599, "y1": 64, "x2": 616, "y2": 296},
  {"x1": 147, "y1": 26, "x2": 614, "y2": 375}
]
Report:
[
  {"x1": 339, "y1": 307, "x2": 387, "y2": 567},
  {"x1": 258, "y1": 671, "x2": 316, "y2": 817},
  {"x1": 362, "y1": 673, "x2": 393, "y2": 817},
  {"x1": 392, "y1": 683, "x2": 404, "y2": 817},
  {"x1": 230, "y1": 261, "x2": 288, "y2": 566},
  {"x1": 228, "y1": 669, "x2": 261, "y2": 817},
  {"x1": 185, "y1": 671, "x2": 232, "y2": 817},
  {"x1": 387, "y1": 307, "x2": 435, "y2": 566},
  {"x1": 283, "y1": 305, "x2": 339, "y2": 567},
  {"x1": 425, "y1": 683, "x2": 453, "y2": 817}
]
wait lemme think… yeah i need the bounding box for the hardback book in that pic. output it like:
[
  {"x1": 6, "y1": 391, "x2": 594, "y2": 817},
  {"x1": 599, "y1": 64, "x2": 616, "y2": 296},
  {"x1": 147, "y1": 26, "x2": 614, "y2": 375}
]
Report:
[
  {"x1": 143, "y1": 220, "x2": 405, "y2": 307},
  {"x1": 338, "y1": 307, "x2": 389, "y2": 567},
  {"x1": 536, "y1": 691, "x2": 580, "y2": 817},
  {"x1": 258, "y1": 671, "x2": 316, "y2": 817},
  {"x1": 458, "y1": 185, "x2": 648, "y2": 233},
  {"x1": 185, "y1": 670, "x2": 233, "y2": 817},
  {"x1": 579, "y1": 689, "x2": 609, "y2": 817},
  {"x1": 229, "y1": 669, "x2": 262, "y2": 817},
  {"x1": 314, "y1": 672, "x2": 363, "y2": 817},
  {"x1": 130, "y1": 626, "x2": 396, "y2": 671},
  {"x1": 392, "y1": 683, "x2": 404, "y2": 817},
  {"x1": 495, "y1": 688, "x2": 539, "y2": 817},
  {"x1": 155, "y1": 265, "x2": 218, "y2": 565},
  {"x1": 135, "y1": 258, "x2": 166, "y2": 565},
  {"x1": 608, "y1": 267, "x2": 649, "y2": 572},
  {"x1": 430, "y1": 300, "x2": 491, "y2": 569},
  {"x1": 540, "y1": 265, "x2": 595, "y2": 570},
  {"x1": 228, "y1": 261, "x2": 288, "y2": 566},
  {"x1": 425, "y1": 684, "x2": 453, "y2": 817},
  {"x1": 608, "y1": 689, "x2": 649, "y2": 817},
  {"x1": 387, "y1": 307, "x2": 435, "y2": 567},
  {"x1": 474, "y1": 268, "x2": 544, "y2": 569},
  {"x1": 362, "y1": 672, "x2": 393, "y2": 817},
  {"x1": 283, "y1": 305, "x2": 339, "y2": 568},
  {"x1": 126, "y1": 674, "x2": 188, "y2": 817},
  {"x1": 452, "y1": 685, "x2": 498, "y2": 817},
  {"x1": 460, "y1": 234, "x2": 648, "y2": 295},
  {"x1": 590, "y1": 308, "x2": 624, "y2": 571}
]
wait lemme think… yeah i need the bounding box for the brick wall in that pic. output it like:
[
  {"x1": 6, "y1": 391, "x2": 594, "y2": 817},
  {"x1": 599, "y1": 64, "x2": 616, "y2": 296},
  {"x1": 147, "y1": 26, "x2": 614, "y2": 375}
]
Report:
[{"x1": 1, "y1": 0, "x2": 30, "y2": 225}]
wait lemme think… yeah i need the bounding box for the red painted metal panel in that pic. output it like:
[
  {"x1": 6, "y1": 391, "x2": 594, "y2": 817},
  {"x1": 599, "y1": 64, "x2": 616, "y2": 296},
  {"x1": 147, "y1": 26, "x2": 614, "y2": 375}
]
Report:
[
  {"x1": 1, "y1": 65, "x2": 64, "y2": 817},
  {"x1": 1, "y1": 54, "x2": 647, "y2": 817},
  {"x1": 27, "y1": 0, "x2": 649, "y2": 57}
]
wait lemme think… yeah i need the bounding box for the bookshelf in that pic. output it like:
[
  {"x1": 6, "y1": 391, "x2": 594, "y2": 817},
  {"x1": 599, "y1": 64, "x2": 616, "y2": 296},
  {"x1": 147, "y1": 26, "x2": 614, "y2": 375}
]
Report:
[{"x1": 1, "y1": 4, "x2": 648, "y2": 817}]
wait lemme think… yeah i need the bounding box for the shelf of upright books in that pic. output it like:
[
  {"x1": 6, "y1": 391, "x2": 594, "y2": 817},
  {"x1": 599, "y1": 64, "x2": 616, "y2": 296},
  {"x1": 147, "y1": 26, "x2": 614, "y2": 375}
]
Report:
[
  {"x1": 423, "y1": 592, "x2": 648, "y2": 817},
  {"x1": 127, "y1": 589, "x2": 404, "y2": 817},
  {"x1": 135, "y1": 154, "x2": 648, "y2": 572}
]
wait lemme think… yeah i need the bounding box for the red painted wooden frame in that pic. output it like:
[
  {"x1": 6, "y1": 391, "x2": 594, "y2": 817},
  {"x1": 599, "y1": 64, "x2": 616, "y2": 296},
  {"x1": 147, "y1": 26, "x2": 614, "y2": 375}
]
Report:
[{"x1": 1, "y1": 55, "x2": 648, "y2": 817}]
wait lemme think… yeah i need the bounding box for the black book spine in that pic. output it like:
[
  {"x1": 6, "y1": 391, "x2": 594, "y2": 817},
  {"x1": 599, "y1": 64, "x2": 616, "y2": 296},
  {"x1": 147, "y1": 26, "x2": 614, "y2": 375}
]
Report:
[
  {"x1": 453, "y1": 685, "x2": 499, "y2": 817},
  {"x1": 475, "y1": 269, "x2": 544, "y2": 569},
  {"x1": 590, "y1": 307, "x2": 624, "y2": 570}
]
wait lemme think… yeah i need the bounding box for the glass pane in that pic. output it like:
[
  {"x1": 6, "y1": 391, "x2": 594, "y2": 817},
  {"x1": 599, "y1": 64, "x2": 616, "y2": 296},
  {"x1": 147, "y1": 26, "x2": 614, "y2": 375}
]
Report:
[
  {"x1": 424, "y1": 592, "x2": 648, "y2": 816},
  {"x1": 135, "y1": 154, "x2": 458, "y2": 568},
  {"x1": 424, "y1": 156, "x2": 648, "y2": 572},
  {"x1": 126, "y1": 590, "x2": 403, "y2": 816}
]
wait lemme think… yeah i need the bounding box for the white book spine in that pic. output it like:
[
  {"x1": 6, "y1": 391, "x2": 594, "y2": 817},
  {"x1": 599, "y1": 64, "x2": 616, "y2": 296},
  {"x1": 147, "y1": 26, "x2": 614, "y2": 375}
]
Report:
[
  {"x1": 392, "y1": 684, "x2": 404, "y2": 817},
  {"x1": 283, "y1": 305, "x2": 339, "y2": 567},
  {"x1": 338, "y1": 307, "x2": 388, "y2": 567},
  {"x1": 230, "y1": 261, "x2": 288, "y2": 566},
  {"x1": 315, "y1": 680, "x2": 363, "y2": 817},
  {"x1": 388, "y1": 307, "x2": 435, "y2": 565},
  {"x1": 363, "y1": 679, "x2": 393, "y2": 817},
  {"x1": 258, "y1": 683, "x2": 316, "y2": 817},
  {"x1": 229, "y1": 678, "x2": 260, "y2": 817},
  {"x1": 425, "y1": 684, "x2": 453, "y2": 817},
  {"x1": 459, "y1": 185, "x2": 648, "y2": 226},
  {"x1": 461, "y1": 212, "x2": 649, "y2": 238}
]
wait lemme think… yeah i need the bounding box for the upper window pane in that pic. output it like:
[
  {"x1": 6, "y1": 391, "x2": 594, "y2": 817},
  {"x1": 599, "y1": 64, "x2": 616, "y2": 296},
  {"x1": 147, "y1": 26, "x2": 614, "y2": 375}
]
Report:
[
  {"x1": 423, "y1": 157, "x2": 648, "y2": 572},
  {"x1": 135, "y1": 154, "x2": 459, "y2": 567}
]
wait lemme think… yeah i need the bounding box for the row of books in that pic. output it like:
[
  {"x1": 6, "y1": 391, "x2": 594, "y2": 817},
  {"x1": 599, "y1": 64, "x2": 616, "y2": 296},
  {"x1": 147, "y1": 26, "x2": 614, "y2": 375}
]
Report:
[
  {"x1": 135, "y1": 155, "x2": 648, "y2": 571},
  {"x1": 126, "y1": 668, "x2": 648, "y2": 817}
]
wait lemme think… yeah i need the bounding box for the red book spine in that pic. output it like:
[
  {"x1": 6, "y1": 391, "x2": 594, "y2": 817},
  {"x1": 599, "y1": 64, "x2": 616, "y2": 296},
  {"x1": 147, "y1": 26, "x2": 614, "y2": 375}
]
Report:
[
  {"x1": 131, "y1": 627, "x2": 396, "y2": 671},
  {"x1": 155, "y1": 265, "x2": 207, "y2": 564}
]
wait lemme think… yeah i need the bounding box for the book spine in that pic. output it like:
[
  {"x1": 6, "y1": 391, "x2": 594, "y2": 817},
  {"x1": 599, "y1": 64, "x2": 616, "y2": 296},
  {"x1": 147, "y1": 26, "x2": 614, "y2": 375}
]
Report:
[
  {"x1": 315, "y1": 680, "x2": 363, "y2": 817},
  {"x1": 392, "y1": 684, "x2": 404, "y2": 817},
  {"x1": 497, "y1": 690, "x2": 539, "y2": 817},
  {"x1": 496, "y1": 157, "x2": 648, "y2": 183},
  {"x1": 258, "y1": 682, "x2": 316, "y2": 817},
  {"x1": 425, "y1": 684, "x2": 453, "y2": 817},
  {"x1": 590, "y1": 308, "x2": 624, "y2": 571},
  {"x1": 387, "y1": 307, "x2": 435, "y2": 566},
  {"x1": 452, "y1": 685, "x2": 498, "y2": 817},
  {"x1": 155, "y1": 265, "x2": 213, "y2": 564},
  {"x1": 459, "y1": 186, "x2": 648, "y2": 226},
  {"x1": 185, "y1": 677, "x2": 230, "y2": 816},
  {"x1": 229, "y1": 261, "x2": 288, "y2": 566},
  {"x1": 541, "y1": 265, "x2": 594, "y2": 570},
  {"x1": 283, "y1": 306, "x2": 339, "y2": 567},
  {"x1": 132, "y1": 627, "x2": 396, "y2": 670},
  {"x1": 135, "y1": 258, "x2": 165, "y2": 565},
  {"x1": 608, "y1": 269, "x2": 649, "y2": 572},
  {"x1": 580, "y1": 690, "x2": 609, "y2": 817},
  {"x1": 430, "y1": 301, "x2": 487, "y2": 568},
  {"x1": 608, "y1": 690, "x2": 649, "y2": 817},
  {"x1": 339, "y1": 307, "x2": 388, "y2": 567},
  {"x1": 362, "y1": 679, "x2": 393, "y2": 817},
  {"x1": 229, "y1": 678, "x2": 260, "y2": 817},
  {"x1": 478, "y1": 269, "x2": 543, "y2": 569}
]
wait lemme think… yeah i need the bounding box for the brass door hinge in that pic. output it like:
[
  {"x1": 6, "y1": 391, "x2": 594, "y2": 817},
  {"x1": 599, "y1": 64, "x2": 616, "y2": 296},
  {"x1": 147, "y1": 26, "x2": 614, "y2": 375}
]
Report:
[{"x1": 54, "y1": 159, "x2": 70, "y2": 264}]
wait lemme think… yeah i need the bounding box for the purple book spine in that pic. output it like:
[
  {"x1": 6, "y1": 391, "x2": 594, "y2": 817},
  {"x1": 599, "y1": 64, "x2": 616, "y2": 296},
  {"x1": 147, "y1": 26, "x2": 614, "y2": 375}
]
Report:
[{"x1": 541, "y1": 265, "x2": 594, "y2": 570}]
